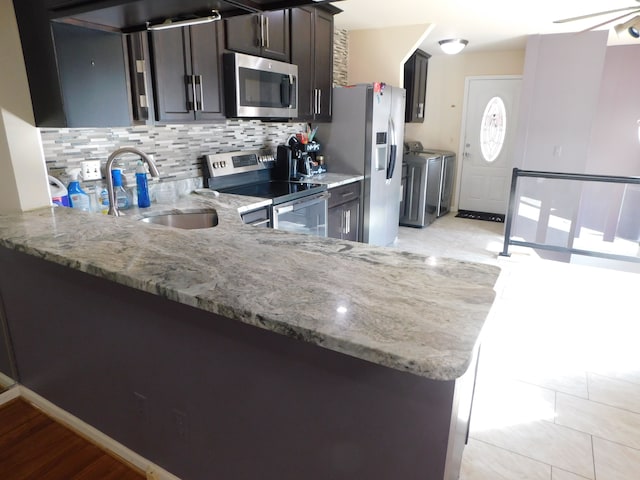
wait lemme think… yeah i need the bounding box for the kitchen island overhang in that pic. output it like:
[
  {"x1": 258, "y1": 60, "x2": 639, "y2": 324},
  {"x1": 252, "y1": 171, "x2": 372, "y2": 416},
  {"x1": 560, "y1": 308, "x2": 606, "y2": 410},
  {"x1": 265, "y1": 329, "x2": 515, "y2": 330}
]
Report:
[{"x1": 0, "y1": 198, "x2": 500, "y2": 480}]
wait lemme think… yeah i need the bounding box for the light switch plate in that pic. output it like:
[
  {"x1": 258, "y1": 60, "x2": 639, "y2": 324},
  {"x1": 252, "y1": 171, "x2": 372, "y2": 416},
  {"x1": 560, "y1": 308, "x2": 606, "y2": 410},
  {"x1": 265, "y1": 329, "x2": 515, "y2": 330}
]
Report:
[{"x1": 81, "y1": 160, "x2": 102, "y2": 181}]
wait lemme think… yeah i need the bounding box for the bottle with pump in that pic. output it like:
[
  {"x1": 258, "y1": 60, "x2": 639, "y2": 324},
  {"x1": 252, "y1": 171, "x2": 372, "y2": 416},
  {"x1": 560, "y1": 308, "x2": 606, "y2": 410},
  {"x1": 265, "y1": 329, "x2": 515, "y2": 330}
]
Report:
[
  {"x1": 110, "y1": 168, "x2": 130, "y2": 210},
  {"x1": 67, "y1": 168, "x2": 92, "y2": 212},
  {"x1": 135, "y1": 161, "x2": 151, "y2": 208}
]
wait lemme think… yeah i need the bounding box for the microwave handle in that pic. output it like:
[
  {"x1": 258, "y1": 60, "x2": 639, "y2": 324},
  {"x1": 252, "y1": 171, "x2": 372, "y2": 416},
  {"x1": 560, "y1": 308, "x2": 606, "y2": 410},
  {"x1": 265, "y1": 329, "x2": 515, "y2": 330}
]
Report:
[{"x1": 281, "y1": 75, "x2": 295, "y2": 108}]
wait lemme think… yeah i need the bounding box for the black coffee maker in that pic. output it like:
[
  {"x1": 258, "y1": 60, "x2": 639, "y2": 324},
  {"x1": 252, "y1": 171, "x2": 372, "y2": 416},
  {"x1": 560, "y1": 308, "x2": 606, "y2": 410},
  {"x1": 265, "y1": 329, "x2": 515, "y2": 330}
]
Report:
[{"x1": 275, "y1": 137, "x2": 321, "y2": 180}]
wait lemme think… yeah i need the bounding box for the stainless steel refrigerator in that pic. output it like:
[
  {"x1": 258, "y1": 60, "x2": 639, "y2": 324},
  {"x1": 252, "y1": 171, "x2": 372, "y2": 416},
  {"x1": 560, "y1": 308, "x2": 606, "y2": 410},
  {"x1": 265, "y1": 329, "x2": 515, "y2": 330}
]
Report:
[{"x1": 318, "y1": 84, "x2": 406, "y2": 247}]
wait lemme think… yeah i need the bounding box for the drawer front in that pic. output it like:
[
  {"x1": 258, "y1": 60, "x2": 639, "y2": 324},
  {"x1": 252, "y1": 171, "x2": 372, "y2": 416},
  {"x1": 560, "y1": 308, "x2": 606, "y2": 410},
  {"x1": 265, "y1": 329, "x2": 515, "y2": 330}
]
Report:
[{"x1": 328, "y1": 181, "x2": 361, "y2": 209}]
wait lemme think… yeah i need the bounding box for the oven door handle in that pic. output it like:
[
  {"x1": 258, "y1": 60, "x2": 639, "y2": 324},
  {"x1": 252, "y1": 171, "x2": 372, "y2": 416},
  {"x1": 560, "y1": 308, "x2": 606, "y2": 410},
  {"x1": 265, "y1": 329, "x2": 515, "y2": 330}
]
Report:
[{"x1": 273, "y1": 192, "x2": 330, "y2": 215}]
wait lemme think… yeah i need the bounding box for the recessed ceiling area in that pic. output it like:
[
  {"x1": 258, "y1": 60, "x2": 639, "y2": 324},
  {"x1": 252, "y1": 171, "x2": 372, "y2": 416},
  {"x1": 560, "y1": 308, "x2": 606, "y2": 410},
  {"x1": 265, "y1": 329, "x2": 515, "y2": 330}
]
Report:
[{"x1": 333, "y1": 0, "x2": 640, "y2": 54}]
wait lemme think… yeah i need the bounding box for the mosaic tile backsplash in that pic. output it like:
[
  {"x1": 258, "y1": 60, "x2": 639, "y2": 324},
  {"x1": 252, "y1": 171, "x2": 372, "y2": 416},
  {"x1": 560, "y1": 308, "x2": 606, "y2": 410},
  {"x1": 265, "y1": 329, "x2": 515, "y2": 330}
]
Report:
[
  {"x1": 41, "y1": 120, "x2": 306, "y2": 183},
  {"x1": 334, "y1": 28, "x2": 349, "y2": 87}
]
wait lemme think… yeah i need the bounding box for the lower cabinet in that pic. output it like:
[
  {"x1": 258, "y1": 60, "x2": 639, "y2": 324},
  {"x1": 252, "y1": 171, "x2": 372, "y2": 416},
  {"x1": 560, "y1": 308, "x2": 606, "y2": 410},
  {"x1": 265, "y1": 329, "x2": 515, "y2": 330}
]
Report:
[{"x1": 328, "y1": 182, "x2": 361, "y2": 242}]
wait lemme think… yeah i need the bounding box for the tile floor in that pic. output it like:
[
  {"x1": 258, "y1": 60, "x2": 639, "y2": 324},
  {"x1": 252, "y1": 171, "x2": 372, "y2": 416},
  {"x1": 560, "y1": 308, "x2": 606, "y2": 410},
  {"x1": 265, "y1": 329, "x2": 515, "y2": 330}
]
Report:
[{"x1": 395, "y1": 215, "x2": 640, "y2": 480}]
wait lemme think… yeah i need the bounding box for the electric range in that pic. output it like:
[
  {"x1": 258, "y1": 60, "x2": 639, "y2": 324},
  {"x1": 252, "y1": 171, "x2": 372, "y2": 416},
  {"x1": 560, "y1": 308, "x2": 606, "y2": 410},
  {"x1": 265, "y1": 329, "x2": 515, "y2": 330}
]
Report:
[{"x1": 204, "y1": 150, "x2": 329, "y2": 236}]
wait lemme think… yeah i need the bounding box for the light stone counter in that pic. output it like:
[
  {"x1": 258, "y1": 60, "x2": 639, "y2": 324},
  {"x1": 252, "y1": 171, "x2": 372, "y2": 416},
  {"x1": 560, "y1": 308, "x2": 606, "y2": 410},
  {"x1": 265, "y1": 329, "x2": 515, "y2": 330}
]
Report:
[
  {"x1": 308, "y1": 172, "x2": 364, "y2": 189},
  {"x1": 0, "y1": 193, "x2": 500, "y2": 381}
]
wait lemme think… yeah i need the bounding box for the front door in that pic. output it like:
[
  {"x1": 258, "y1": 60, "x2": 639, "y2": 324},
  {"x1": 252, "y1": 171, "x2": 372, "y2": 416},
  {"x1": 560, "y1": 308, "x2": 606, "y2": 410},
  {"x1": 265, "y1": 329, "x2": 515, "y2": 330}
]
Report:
[{"x1": 458, "y1": 77, "x2": 522, "y2": 215}]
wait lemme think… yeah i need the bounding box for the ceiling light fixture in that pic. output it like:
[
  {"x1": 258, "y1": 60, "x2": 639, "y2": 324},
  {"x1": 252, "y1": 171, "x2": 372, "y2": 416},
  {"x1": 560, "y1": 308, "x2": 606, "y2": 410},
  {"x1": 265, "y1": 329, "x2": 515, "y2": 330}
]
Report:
[
  {"x1": 147, "y1": 10, "x2": 221, "y2": 31},
  {"x1": 438, "y1": 39, "x2": 469, "y2": 55},
  {"x1": 614, "y1": 15, "x2": 640, "y2": 38}
]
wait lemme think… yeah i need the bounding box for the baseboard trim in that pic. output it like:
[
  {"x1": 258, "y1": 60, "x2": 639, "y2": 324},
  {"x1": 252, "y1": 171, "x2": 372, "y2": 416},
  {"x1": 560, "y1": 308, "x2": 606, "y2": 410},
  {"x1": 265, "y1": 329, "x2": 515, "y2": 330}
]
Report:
[
  {"x1": 0, "y1": 385, "x2": 20, "y2": 405},
  {"x1": 0, "y1": 370, "x2": 15, "y2": 389},
  {"x1": 17, "y1": 385, "x2": 181, "y2": 480}
]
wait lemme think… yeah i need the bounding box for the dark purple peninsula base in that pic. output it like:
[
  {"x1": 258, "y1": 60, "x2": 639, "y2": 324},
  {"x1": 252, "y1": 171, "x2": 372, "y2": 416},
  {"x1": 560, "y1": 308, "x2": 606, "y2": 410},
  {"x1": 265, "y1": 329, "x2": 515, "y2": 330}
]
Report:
[{"x1": 0, "y1": 247, "x2": 480, "y2": 480}]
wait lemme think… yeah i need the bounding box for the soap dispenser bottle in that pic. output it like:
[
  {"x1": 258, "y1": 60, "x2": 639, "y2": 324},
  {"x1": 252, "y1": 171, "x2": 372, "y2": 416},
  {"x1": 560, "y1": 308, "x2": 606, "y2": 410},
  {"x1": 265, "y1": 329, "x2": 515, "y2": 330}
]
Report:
[
  {"x1": 135, "y1": 161, "x2": 151, "y2": 208},
  {"x1": 111, "y1": 168, "x2": 130, "y2": 210},
  {"x1": 67, "y1": 168, "x2": 92, "y2": 212}
]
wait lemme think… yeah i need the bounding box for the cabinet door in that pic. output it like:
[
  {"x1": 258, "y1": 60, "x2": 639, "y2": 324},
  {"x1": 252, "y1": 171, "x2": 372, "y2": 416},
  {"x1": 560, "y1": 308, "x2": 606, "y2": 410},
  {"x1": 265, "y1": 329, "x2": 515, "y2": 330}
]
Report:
[
  {"x1": 404, "y1": 50, "x2": 430, "y2": 123},
  {"x1": 414, "y1": 52, "x2": 429, "y2": 121},
  {"x1": 291, "y1": 7, "x2": 334, "y2": 122},
  {"x1": 52, "y1": 22, "x2": 132, "y2": 127},
  {"x1": 261, "y1": 10, "x2": 290, "y2": 62},
  {"x1": 225, "y1": 14, "x2": 261, "y2": 57},
  {"x1": 150, "y1": 28, "x2": 195, "y2": 122},
  {"x1": 190, "y1": 23, "x2": 225, "y2": 121},
  {"x1": 226, "y1": 11, "x2": 289, "y2": 62},
  {"x1": 291, "y1": 7, "x2": 315, "y2": 121},
  {"x1": 313, "y1": 8, "x2": 333, "y2": 122}
]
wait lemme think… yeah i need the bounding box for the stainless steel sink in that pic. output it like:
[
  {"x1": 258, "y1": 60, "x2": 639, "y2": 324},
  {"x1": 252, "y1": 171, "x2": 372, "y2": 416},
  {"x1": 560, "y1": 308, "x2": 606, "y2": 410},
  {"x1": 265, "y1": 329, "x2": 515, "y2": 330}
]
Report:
[{"x1": 140, "y1": 210, "x2": 218, "y2": 229}]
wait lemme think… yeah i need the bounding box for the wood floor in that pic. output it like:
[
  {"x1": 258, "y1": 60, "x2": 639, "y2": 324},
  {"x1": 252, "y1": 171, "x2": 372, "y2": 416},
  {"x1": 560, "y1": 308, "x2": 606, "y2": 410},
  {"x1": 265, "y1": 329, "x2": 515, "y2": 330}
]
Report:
[{"x1": 0, "y1": 398, "x2": 145, "y2": 480}]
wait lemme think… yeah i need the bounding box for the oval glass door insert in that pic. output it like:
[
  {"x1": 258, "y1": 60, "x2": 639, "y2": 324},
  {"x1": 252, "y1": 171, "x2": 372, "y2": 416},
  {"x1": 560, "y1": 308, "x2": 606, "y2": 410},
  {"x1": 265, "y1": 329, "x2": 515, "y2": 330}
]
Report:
[{"x1": 480, "y1": 96, "x2": 506, "y2": 163}]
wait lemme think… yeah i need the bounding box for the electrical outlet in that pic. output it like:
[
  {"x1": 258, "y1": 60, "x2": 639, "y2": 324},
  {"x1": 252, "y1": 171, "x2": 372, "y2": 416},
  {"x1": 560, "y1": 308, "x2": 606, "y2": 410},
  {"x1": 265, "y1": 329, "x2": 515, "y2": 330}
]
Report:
[
  {"x1": 134, "y1": 392, "x2": 148, "y2": 421},
  {"x1": 173, "y1": 409, "x2": 188, "y2": 441},
  {"x1": 81, "y1": 160, "x2": 102, "y2": 181}
]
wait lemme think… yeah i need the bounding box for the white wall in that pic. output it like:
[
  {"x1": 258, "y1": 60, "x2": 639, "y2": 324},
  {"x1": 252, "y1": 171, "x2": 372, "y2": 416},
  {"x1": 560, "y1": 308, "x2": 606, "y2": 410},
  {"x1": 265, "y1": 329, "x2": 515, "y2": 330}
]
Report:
[
  {"x1": 511, "y1": 31, "x2": 608, "y2": 258},
  {"x1": 513, "y1": 32, "x2": 609, "y2": 173},
  {"x1": 348, "y1": 24, "x2": 432, "y2": 87},
  {"x1": 0, "y1": 0, "x2": 50, "y2": 213},
  {"x1": 511, "y1": 31, "x2": 640, "y2": 269},
  {"x1": 578, "y1": 45, "x2": 640, "y2": 248}
]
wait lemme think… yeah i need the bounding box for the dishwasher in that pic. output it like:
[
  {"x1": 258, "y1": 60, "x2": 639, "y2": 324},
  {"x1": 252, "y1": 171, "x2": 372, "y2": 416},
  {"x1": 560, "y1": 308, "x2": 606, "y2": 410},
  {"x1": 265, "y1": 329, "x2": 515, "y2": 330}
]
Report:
[{"x1": 400, "y1": 142, "x2": 456, "y2": 228}]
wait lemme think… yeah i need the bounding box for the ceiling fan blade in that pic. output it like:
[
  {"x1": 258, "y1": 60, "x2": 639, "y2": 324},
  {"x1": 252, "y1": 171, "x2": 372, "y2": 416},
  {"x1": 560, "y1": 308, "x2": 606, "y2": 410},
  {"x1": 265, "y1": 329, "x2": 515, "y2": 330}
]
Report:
[
  {"x1": 554, "y1": 6, "x2": 640, "y2": 24},
  {"x1": 579, "y1": 9, "x2": 640, "y2": 32}
]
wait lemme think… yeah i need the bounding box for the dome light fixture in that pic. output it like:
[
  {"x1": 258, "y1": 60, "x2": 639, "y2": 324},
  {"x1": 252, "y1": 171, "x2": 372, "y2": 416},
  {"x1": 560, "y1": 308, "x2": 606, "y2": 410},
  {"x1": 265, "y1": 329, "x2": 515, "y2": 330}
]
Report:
[{"x1": 438, "y1": 39, "x2": 469, "y2": 55}]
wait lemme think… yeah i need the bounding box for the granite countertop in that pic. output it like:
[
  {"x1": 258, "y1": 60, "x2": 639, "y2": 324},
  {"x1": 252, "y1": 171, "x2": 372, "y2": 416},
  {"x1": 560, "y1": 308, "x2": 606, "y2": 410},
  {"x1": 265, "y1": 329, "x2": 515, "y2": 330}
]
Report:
[
  {"x1": 0, "y1": 190, "x2": 500, "y2": 381},
  {"x1": 308, "y1": 172, "x2": 364, "y2": 189}
]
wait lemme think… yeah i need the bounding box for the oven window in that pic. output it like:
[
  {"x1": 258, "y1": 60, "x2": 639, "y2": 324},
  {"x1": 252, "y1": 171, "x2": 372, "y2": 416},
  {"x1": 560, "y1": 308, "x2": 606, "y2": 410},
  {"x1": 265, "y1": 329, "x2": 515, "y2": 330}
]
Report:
[
  {"x1": 274, "y1": 196, "x2": 327, "y2": 237},
  {"x1": 239, "y1": 68, "x2": 293, "y2": 108}
]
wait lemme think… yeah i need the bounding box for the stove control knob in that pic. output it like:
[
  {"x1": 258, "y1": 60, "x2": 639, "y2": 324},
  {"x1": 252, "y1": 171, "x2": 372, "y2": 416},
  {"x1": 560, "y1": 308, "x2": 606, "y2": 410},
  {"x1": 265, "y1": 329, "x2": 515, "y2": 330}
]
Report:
[{"x1": 221, "y1": 161, "x2": 226, "y2": 168}]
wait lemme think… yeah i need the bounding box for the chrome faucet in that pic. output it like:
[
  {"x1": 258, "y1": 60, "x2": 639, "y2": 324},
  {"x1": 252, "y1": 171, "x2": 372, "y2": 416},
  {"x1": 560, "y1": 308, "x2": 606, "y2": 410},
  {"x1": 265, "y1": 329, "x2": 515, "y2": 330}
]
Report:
[{"x1": 105, "y1": 147, "x2": 160, "y2": 216}]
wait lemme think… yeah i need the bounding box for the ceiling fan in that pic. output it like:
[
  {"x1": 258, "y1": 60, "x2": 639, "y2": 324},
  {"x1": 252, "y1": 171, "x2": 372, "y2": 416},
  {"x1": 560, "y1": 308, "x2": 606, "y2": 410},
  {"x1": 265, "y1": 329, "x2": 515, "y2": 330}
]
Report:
[{"x1": 554, "y1": 1, "x2": 640, "y2": 37}]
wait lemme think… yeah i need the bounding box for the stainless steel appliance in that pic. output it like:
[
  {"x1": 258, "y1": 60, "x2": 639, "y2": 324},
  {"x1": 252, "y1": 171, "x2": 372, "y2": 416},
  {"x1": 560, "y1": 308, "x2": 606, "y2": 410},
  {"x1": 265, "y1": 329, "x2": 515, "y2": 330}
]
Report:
[
  {"x1": 205, "y1": 150, "x2": 329, "y2": 237},
  {"x1": 223, "y1": 52, "x2": 298, "y2": 119},
  {"x1": 400, "y1": 142, "x2": 456, "y2": 228},
  {"x1": 317, "y1": 83, "x2": 406, "y2": 247}
]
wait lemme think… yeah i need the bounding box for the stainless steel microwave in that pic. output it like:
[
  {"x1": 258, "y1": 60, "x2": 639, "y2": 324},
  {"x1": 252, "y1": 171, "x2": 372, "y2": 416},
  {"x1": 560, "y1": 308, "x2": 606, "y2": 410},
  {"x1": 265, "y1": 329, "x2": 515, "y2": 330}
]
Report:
[{"x1": 223, "y1": 52, "x2": 298, "y2": 119}]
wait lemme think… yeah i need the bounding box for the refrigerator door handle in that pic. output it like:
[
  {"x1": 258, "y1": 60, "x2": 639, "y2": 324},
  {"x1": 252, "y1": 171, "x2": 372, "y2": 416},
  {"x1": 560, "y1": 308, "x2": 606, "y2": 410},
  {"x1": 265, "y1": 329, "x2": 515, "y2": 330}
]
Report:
[{"x1": 386, "y1": 117, "x2": 397, "y2": 180}]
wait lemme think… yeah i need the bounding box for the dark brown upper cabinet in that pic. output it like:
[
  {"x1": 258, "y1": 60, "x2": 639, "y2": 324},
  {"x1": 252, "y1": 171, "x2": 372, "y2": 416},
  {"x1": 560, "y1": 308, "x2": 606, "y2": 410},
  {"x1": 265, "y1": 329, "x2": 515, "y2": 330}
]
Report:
[
  {"x1": 149, "y1": 22, "x2": 225, "y2": 123},
  {"x1": 225, "y1": 10, "x2": 290, "y2": 62},
  {"x1": 51, "y1": 22, "x2": 133, "y2": 127},
  {"x1": 404, "y1": 49, "x2": 430, "y2": 123},
  {"x1": 291, "y1": 6, "x2": 334, "y2": 122}
]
